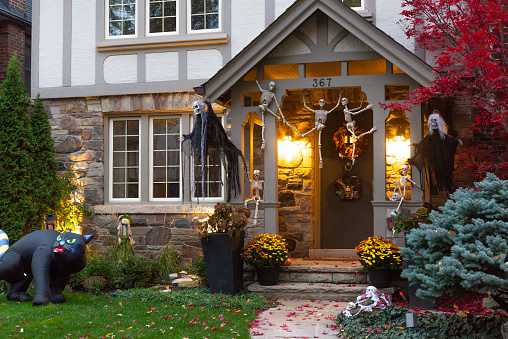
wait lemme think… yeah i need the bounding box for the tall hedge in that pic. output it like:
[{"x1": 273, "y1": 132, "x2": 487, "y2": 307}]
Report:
[{"x1": 0, "y1": 56, "x2": 35, "y2": 242}]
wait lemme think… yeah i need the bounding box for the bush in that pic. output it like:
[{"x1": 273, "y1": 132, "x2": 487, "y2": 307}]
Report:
[
  {"x1": 158, "y1": 243, "x2": 181, "y2": 278},
  {"x1": 83, "y1": 276, "x2": 107, "y2": 295},
  {"x1": 69, "y1": 251, "x2": 118, "y2": 289},
  {"x1": 337, "y1": 306, "x2": 508, "y2": 338},
  {"x1": 115, "y1": 256, "x2": 153, "y2": 289},
  {"x1": 189, "y1": 256, "x2": 208, "y2": 287}
]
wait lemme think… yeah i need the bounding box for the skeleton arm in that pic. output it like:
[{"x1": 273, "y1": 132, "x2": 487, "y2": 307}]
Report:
[
  {"x1": 329, "y1": 94, "x2": 342, "y2": 113},
  {"x1": 349, "y1": 104, "x2": 374, "y2": 115},
  {"x1": 254, "y1": 79, "x2": 263, "y2": 92},
  {"x1": 302, "y1": 92, "x2": 316, "y2": 113}
]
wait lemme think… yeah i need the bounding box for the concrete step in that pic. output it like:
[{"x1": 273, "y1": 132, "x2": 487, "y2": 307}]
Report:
[
  {"x1": 309, "y1": 249, "x2": 357, "y2": 258},
  {"x1": 247, "y1": 282, "x2": 394, "y2": 301}
]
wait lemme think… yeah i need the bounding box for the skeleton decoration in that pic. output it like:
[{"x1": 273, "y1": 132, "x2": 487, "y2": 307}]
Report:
[
  {"x1": 335, "y1": 173, "x2": 361, "y2": 200},
  {"x1": 387, "y1": 164, "x2": 422, "y2": 212},
  {"x1": 255, "y1": 80, "x2": 289, "y2": 149},
  {"x1": 342, "y1": 286, "x2": 392, "y2": 317},
  {"x1": 181, "y1": 100, "x2": 245, "y2": 202},
  {"x1": 409, "y1": 110, "x2": 459, "y2": 192},
  {"x1": 244, "y1": 169, "x2": 264, "y2": 225},
  {"x1": 342, "y1": 97, "x2": 377, "y2": 165},
  {"x1": 301, "y1": 93, "x2": 342, "y2": 168}
]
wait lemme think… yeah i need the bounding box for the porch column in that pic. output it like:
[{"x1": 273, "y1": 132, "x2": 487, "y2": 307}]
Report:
[
  {"x1": 229, "y1": 88, "x2": 245, "y2": 204},
  {"x1": 263, "y1": 112, "x2": 279, "y2": 234}
]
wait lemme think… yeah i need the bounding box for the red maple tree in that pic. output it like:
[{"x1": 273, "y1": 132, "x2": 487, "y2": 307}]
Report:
[{"x1": 386, "y1": 0, "x2": 508, "y2": 179}]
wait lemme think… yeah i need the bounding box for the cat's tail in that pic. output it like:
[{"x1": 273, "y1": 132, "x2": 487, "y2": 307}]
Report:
[{"x1": 0, "y1": 230, "x2": 8, "y2": 259}]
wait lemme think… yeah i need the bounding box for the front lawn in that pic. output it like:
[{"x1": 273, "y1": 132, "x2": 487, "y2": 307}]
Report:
[{"x1": 0, "y1": 288, "x2": 273, "y2": 338}]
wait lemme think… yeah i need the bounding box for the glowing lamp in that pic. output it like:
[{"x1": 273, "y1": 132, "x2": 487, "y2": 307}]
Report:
[{"x1": 278, "y1": 136, "x2": 304, "y2": 168}]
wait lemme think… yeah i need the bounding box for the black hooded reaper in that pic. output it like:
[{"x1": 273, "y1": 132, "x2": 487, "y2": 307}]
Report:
[{"x1": 181, "y1": 100, "x2": 245, "y2": 202}]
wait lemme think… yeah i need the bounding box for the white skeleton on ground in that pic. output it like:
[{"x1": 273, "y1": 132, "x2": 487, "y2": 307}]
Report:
[
  {"x1": 244, "y1": 169, "x2": 264, "y2": 225},
  {"x1": 342, "y1": 96, "x2": 377, "y2": 165},
  {"x1": 301, "y1": 92, "x2": 342, "y2": 168},
  {"x1": 343, "y1": 285, "x2": 392, "y2": 317}
]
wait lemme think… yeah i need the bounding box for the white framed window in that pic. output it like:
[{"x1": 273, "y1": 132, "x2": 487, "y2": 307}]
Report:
[
  {"x1": 187, "y1": 0, "x2": 221, "y2": 33},
  {"x1": 342, "y1": 0, "x2": 365, "y2": 10},
  {"x1": 109, "y1": 118, "x2": 141, "y2": 202},
  {"x1": 106, "y1": 0, "x2": 138, "y2": 38},
  {"x1": 149, "y1": 116, "x2": 182, "y2": 201},
  {"x1": 147, "y1": 0, "x2": 178, "y2": 35}
]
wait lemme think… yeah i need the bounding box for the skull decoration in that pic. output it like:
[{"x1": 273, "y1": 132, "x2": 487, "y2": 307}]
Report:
[
  {"x1": 319, "y1": 98, "x2": 325, "y2": 107},
  {"x1": 400, "y1": 164, "x2": 409, "y2": 174},
  {"x1": 341, "y1": 97, "x2": 349, "y2": 106},
  {"x1": 390, "y1": 192, "x2": 401, "y2": 201},
  {"x1": 192, "y1": 100, "x2": 204, "y2": 115},
  {"x1": 335, "y1": 173, "x2": 361, "y2": 200}
]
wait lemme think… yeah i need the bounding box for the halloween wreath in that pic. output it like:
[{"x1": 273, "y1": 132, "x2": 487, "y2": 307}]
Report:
[{"x1": 333, "y1": 124, "x2": 370, "y2": 159}]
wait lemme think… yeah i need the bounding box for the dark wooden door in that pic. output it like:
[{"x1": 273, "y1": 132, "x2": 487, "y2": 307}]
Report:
[{"x1": 319, "y1": 107, "x2": 374, "y2": 249}]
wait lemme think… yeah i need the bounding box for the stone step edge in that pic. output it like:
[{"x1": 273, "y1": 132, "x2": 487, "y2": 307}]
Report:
[{"x1": 244, "y1": 266, "x2": 364, "y2": 273}]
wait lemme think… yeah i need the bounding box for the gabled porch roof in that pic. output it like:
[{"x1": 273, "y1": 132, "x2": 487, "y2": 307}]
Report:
[{"x1": 197, "y1": 0, "x2": 435, "y2": 103}]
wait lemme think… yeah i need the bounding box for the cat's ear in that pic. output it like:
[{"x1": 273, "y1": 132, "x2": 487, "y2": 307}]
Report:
[{"x1": 84, "y1": 234, "x2": 95, "y2": 244}]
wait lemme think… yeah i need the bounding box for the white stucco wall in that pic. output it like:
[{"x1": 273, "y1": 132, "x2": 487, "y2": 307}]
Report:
[
  {"x1": 231, "y1": 0, "x2": 265, "y2": 57},
  {"x1": 39, "y1": 0, "x2": 63, "y2": 88},
  {"x1": 103, "y1": 55, "x2": 138, "y2": 84},
  {"x1": 146, "y1": 52, "x2": 179, "y2": 82},
  {"x1": 186, "y1": 49, "x2": 223, "y2": 80},
  {"x1": 275, "y1": 0, "x2": 295, "y2": 18},
  {"x1": 375, "y1": 0, "x2": 414, "y2": 52},
  {"x1": 71, "y1": 0, "x2": 96, "y2": 86}
]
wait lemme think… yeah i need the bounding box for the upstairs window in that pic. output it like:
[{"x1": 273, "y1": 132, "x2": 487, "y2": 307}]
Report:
[
  {"x1": 188, "y1": 0, "x2": 221, "y2": 32},
  {"x1": 107, "y1": 0, "x2": 138, "y2": 37},
  {"x1": 148, "y1": 0, "x2": 178, "y2": 34},
  {"x1": 342, "y1": 0, "x2": 364, "y2": 10}
]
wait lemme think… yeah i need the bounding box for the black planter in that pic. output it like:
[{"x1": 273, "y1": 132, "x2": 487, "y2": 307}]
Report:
[
  {"x1": 200, "y1": 232, "x2": 244, "y2": 295},
  {"x1": 368, "y1": 267, "x2": 392, "y2": 288},
  {"x1": 256, "y1": 266, "x2": 281, "y2": 286}
]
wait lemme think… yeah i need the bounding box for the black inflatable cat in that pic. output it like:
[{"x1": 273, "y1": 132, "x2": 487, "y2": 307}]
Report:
[{"x1": 0, "y1": 229, "x2": 94, "y2": 306}]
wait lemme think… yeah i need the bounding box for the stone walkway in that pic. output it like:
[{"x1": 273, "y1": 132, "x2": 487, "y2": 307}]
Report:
[{"x1": 250, "y1": 299, "x2": 348, "y2": 338}]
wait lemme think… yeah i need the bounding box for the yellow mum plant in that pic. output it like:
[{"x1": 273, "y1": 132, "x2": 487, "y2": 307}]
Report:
[
  {"x1": 242, "y1": 234, "x2": 288, "y2": 268},
  {"x1": 355, "y1": 236, "x2": 403, "y2": 270}
]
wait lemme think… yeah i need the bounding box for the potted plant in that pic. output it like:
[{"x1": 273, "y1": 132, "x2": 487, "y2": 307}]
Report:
[
  {"x1": 242, "y1": 234, "x2": 288, "y2": 286},
  {"x1": 355, "y1": 236, "x2": 403, "y2": 288},
  {"x1": 391, "y1": 207, "x2": 429, "y2": 233},
  {"x1": 198, "y1": 203, "x2": 251, "y2": 295}
]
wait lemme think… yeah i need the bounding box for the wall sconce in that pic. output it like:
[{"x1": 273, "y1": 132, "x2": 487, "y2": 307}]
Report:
[{"x1": 278, "y1": 135, "x2": 304, "y2": 168}]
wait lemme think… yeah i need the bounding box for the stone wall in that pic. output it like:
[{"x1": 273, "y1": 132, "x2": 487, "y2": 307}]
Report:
[{"x1": 43, "y1": 92, "x2": 221, "y2": 266}]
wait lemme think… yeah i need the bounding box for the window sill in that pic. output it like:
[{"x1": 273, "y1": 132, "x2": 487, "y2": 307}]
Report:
[
  {"x1": 97, "y1": 32, "x2": 229, "y2": 52},
  {"x1": 94, "y1": 203, "x2": 215, "y2": 215}
]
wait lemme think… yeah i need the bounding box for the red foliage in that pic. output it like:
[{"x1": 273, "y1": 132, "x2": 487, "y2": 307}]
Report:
[{"x1": 394, "y1": 0, "x2": 508, "y2": 130}]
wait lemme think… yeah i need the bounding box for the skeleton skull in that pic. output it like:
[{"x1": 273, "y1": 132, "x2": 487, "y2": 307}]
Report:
[
  {"x1": 391, "y1": 192, "x2": 401, "y2": 201},
  {"x1": 366, "y1": 286, "x2": 379, "y2": 297},
  {"x1": 401, "y1": 164, "x2": 409, "y2": 174},
  {"x1": 268, "y1": 81, "x2": 276, "y2": 92},
  {"x1": 253, "y1": 169, "x2": 260, "y2": 178},
  {"x1": 193, "y1": 101, "x2": 204, "y2": 115},
  {"x1": 319, "y1": 99, "x2": 325, "y2": 107},
  {"x1": 430, "y1": 114, "x2": 439, "y2": 130},
  {"x1": 341, "y1": 97, "x2": 349, "y2": 106}
]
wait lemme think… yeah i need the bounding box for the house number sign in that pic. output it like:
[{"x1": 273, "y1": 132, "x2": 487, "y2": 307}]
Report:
[{"x1": 312, "y1": 78, "x2": 332, "y2": 87}]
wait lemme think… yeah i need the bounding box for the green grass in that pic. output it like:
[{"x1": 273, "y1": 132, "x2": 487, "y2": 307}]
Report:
[{"x1": 0, "y1": 288, "x2": 273, "y2": 338}]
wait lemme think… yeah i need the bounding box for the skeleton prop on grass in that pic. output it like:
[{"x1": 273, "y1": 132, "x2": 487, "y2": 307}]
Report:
[
  {"x1": 301, "y1": 92, "x2": 342, "y2": 168},
  {"x1": 181, "y1": 100, "x2": 245, "y2": 202},
  {"x1": 343, "y1": 285, "x2": 392, "y2": 317},
  {"x1": 244, "y1": 169, "x2": 264, "y2": 225},
  {"x1": 342, "y1": 97, "x2": 376, "y2": 165}
]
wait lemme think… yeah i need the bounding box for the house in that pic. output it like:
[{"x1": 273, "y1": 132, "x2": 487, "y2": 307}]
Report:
[
  {"x1": 32, "y1": 0, "x2": 469, "y2": 259},
  {"x1": 0, "y1": 0, "x2": 31, "y2": 92}
]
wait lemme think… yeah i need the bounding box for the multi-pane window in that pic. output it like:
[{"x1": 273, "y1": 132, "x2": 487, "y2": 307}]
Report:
[
  {"x1": 189, "y1": 0, "x2": 220, "y2": 31},
  {"x1": 108, "y1": 0, "x2": 137, "y2": 37},
  {"x1": 151, "y1": 117, "x2": 181, "y2": 199},
  {"x1": 148, "y1": 0, "x2": 177, "y2": 34},
  {"x1": 194, "y1": 149, "x2": 223, "y2": 198},
  {"x1": 111, "y1": 119, "x2": 140, "y2": 200},
  {"x1": 342, "y1": 0, "x2": 364, "y2": 9}
]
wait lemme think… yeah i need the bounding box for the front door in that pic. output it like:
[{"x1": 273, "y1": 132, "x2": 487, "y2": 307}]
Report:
[{"x1": 319, "y1": 96, "x2": 374, "y2": 249}]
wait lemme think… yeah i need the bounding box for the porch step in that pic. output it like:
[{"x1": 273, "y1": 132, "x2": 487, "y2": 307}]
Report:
[
  {"x1": 247, "y1": 282, "x2": 394, "y2": 301},
  {"x1": 309, "y1": 249, "x2": 357, "y2": 258}
]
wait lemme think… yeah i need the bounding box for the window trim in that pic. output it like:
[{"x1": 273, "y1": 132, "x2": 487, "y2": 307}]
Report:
[
  {"x1": 186, "y1": 0, "x2": 222, "y2": 35},
  {"x1": 109, "y1": 117, "x2": 142, "y2": 203},
  {"x1": 105, "y1": 0, "x2": 140, "y2": 40},
  {"x1": 145, "y1": 0, "x2": 180, "y2": 37},
  {"x1": 343, "y1": 0, "x2": 365, "y2": 11},
  {"x1": 149, "y1": 115, "x2": 183, "y2": 202}
]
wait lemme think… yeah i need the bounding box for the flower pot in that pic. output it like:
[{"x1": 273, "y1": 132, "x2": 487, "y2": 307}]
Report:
[
  {"x1": 200, "y1": 231, "x2": 244, "y2": 295},
  {"x1": 368, "y1": 267, "x2": 392, "y2": 288},
  {"x1": 256, "y1": 266, "x2": 281, "y2": 286}
]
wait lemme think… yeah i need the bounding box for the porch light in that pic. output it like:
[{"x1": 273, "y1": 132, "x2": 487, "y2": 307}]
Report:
[
  {"x1": 386, "y1": 135, "x2": 410, "y2": 160},
  {"x1": 278, "y1": 135, "x2": 304, "y2": 168},
  {"x1": 385, "y1": 110, "x2": 411, "y2": 199}
]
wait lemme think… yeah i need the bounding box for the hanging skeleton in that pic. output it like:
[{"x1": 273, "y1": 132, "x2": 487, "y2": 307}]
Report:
[
  {"x1": 342, "y1": 97, "x2": 377, "y2": 165},
  {"x1": 181, "y1": 100, "x2": 245, "y2": 202},
  {"x1": 301, "y1": 92, "x2": 342, "y2": 168},
  {"x1": 244, "y1": 169, "x2": 264, "y2": 225},
  {"x1": 387, "y1": 164, "x2": 422, "y2": 213},
  {"x1": 255, "y1": 80, "x2": 284, "y2": 149}
]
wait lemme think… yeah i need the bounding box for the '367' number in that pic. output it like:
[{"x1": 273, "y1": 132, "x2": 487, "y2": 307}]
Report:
[{"x1": 312, "y1": 78, "x2": 332, "y2": 87}]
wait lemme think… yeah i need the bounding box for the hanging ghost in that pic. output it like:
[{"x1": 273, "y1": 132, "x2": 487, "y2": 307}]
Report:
[{"x1": 181, "y1": 100, "x2": 246, "y2": 202}]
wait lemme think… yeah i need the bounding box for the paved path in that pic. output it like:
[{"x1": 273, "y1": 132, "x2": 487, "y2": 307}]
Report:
[{"x1": 250, "y1": 299, "x2": 348, "y2": 338}]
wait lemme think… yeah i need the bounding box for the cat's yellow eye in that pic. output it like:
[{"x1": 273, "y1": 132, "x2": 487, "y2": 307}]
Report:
[
  {"x1": 57, "y1": 235, "x2": 61, "y2": 241},
  {"x1": 67, "y1": 239, "x2": 76, "y2": 244}
]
